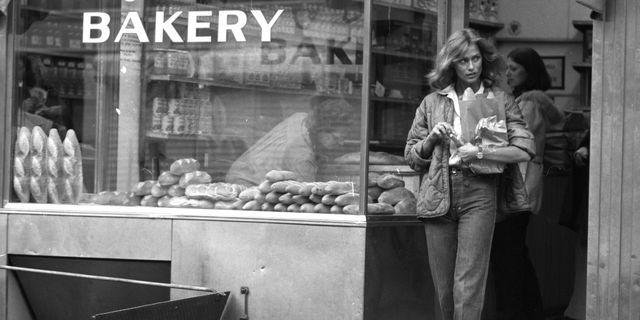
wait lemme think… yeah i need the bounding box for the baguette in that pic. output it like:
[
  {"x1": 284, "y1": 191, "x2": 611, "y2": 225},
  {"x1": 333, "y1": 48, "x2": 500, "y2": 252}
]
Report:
[{"x1": 265, "y1": 170, "x2": 298, "y2": 182}]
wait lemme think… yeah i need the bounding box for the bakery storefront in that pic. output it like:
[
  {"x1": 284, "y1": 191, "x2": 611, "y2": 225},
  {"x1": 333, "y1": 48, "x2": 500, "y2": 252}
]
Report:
[
  {"x1": 0, "y1": 0, "x2": 452, "y2": 318},
  {"x1": 4, "y1": 0, "x2": 638, "y2": 319}
]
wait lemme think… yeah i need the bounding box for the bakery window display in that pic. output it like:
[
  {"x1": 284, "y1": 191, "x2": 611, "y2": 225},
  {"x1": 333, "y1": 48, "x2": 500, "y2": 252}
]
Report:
[{"x1": 13, "y1": 126, "x2": 84, "y2": 204}]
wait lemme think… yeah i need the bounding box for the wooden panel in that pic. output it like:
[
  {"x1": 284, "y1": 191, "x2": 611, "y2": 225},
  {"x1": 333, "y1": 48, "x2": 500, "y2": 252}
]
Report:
[
  {"x1": 170, "y1": 220, "x2": 367, "y2": 320},
  {"x1": 7, "y1": 215, "x2": 172, "y2": 261},
  {"x1": 619, "y1": 0, "x2": 640, "y2": 318},
  {"x1": 587, "y1": 0, "x2": 640, "y2": 319},
  {"x1": 0, "y1": 214, "x2": 6, "y2": 320},
  {"x1": 586, "y1": 6, "x2": 604, "y2": 320}
]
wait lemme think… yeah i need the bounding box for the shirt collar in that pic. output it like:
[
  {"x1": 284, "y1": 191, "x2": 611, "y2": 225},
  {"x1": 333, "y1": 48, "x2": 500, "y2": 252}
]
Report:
[{"x1": 437, "y1": 83, "x2": 486, "y2": 98}]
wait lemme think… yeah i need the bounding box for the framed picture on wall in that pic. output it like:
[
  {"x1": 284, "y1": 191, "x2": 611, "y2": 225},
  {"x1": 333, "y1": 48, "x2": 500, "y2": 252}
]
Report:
[{"x1": 542, "y1": 56, "x2": 565, "y2": 90}]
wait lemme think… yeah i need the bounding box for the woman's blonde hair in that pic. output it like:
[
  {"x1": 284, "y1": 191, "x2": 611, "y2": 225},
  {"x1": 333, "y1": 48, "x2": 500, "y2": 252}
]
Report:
[{"x1": 427, "y1": 28, "x2": 505, "y2": 90}]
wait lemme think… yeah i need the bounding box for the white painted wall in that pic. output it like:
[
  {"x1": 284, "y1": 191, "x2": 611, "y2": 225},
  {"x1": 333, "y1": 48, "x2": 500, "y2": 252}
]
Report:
[{"x1": 492, "y1": 0, "x2": 592, "y2": 110}]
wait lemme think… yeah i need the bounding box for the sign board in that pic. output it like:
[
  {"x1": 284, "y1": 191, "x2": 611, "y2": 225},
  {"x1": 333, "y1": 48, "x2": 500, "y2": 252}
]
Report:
[{"x1": 92, "y1": 292, "x2": 229, "y2": 320}]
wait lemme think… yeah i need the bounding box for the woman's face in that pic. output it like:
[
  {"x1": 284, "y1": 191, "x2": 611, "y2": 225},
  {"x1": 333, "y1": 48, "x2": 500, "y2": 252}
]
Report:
[
  {"x1": 506, "y1": 58, "x2": 528, "y2": 89},
  {"x1": 453, "y1": 43, "x2": 483, "y2": 87}
]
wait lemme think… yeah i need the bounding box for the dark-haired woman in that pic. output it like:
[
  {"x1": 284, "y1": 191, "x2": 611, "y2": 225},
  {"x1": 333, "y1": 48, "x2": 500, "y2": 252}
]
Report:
[
  {"x1": 489, "y1": 47, "x2": 566, "y2": 320},
  {"x1": 404, "y1": 29, "x2": 535, "y2": 319}
]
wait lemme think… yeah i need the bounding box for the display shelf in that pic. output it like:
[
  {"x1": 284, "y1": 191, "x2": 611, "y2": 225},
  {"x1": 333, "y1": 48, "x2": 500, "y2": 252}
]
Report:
[
  {"x1": 145, "y1": 131, "x2": 216, "y2": 141},
  {"x1": 572, "y1": 62, "x2": 592, "y2": 72},
  {"x1": 20, "y1": 5, "x2": 82, "y2": 20},
  {"x1": 371, "y1": 48, "x2": 432, "y2": 61},
  {"x1": 147, "y1": 74, "x2": 361, "y2": 100},
  {"x1": 371, "y1": 96, "x2": 421, "y2": 105},
  {"x1": 572, "y1": 20, "x2": 593, "y2": 32},
  {"x1": 381, "y1": 77, "x2": 425, "y2": 86},
  {"x1": 19, "y1": 46, "x2": 115, "y2": 58},
  {"x1": 469, "y1": 19, "x2": 504, "y2": 32},
  {"x1": 370, "y1": 0, "x2": 437, "y2": 16},
  {"x1": 59, "y1": 94, "x2": 95, "y2": 100}
]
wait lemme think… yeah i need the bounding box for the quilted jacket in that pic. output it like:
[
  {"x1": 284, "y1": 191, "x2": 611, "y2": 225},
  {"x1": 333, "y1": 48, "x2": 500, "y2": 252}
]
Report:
[{"x1": 404, "y1": 86, "x2": 536, "y2": 219}]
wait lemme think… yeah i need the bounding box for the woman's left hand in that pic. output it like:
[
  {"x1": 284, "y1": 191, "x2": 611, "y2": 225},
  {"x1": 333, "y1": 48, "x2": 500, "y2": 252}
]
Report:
[{"x1": 457, "y1": 143, "x2": 480, "y2": 163}]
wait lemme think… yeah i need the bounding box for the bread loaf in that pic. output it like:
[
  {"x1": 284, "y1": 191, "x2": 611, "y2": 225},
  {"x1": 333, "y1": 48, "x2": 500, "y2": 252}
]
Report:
[
  {"x1": 151, "y1": 183, "x2": 170, "y2": 197},
  {"x1": 178, "y1": 171, "x2": 212, "y2": 188},
  {"x1": 13, "y1": 127, "x2": 31, "y2": 203},
  {"x1": 169, "y1": 158, "x2": 200, "y2": 175},
  {"x1": 264, "y1": 191, "x2": 283, "y2": 204},
  {"x1": 330, "y1": 205, "x2": 343, "y2": 214},
  {"x1": 260, "y1": 202, "x2": 274, "y2": 211},
  {"x1": 265, "y1": 170, "x2": 298, "y2": 182},
  {"x1": 239, "y1": 187, "x2": 261, "y2": 202},
  {"x1": 140, "y1": 195, "x2": 159, "y2": 207},
  {"x1": 257, "y1": 180, "x2": 272, "y2": 193},
  {"x1": 368, "y1": 186, "x2": 383, "y2": 201},
  {"x1": 394, "y1": 198, "x2": 417, "y2": 214},
  {"x1": 185, "y1": 183, "x2": 242, "y2": 202},
  {"x1": 377, "y1": 174, "x2": 405, "y2": 189},
  {"x1": 15, "y1": 127, "x2": 31, "y2": 157},
  {"x1": 286, "y1": 203, "x2": 301, "y2": 212},
  {"x1": 313, "y1": 203, "x2": 332, "y2": 213},
  {"x1": 242, "y1": 200, "x2": 261, "y2": 211},
  {"x1": 378, "y1": 187, "x2": 415, "y2": 206},
  {"x1": 271, "y1": 180, "x2": 300, "y2": 193},
  {"x1": 62, "y1": 129, "x2": 83, "y2": 204},
  {"x1": 158, "y1": 171, "x2": 180, "y2": 186},
  {"x1": 299, "y1": 203, "x2": 316, "y2": 213},
  {"x1": 335, "y1": 193, "x2": 360, "y2": 207},
  {"x1": 29, "y1": 127, "x2": 48, "y2": 203},
  {"x1": 273, "y1": 203, "x2": 288, "y2": 212},
  {"x1": 277, "y1": 193, "x2": 294, "y2": 205},
  {"x1": 291, "y1": 195, "x2": 309, "y2": 205},
  {"x1": 298, "y1": 182, "x2": 315, "y2": 196},
  {"x1": 13, "y1": 176, "x2": 30, "y2": 203},
  {"x1": 132, "y1": 180, "x2": 157, "y2": 196},
  {"x1": 321, "y1": 194, "x2": 337, "y2": 206},
  {"x1": 167, "y1": 185, "x2": 186, "y2": 197},
  {"x1": 343, "y1": 203, "x2": 395, "y2": 215},
  {"x1": 309, "y1": 193, "x2": 323, "y2": 204},
  {"x1": 325, "y1": 181, "x2": 357, "y2": 195}
]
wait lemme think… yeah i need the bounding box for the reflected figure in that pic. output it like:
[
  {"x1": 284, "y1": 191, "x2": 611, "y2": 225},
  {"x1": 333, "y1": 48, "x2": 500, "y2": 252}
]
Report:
[
  {"x1": 226, "y1": 97, "x2": 352, "y2": 186},
  {"x1": 404, "y1": 29, "x2": 535, "y2": 320},
  {"x1": 489, "y1": 47, "x2": 565, "y2": 320},
  {"x1": 18, "y1": 55, "x2": 68, "y2": 135}
]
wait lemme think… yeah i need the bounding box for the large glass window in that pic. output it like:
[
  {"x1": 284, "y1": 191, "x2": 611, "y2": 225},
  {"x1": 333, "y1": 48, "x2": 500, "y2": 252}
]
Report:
[
  {"x1": 11, "y1": 0, "x2": 372, "y2": 213},
  {"x1": 9, "y1": 0, "x2": 439, "y2": 215}
]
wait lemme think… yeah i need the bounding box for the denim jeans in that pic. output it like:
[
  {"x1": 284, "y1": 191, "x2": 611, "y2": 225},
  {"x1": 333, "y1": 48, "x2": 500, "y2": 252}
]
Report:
[{"x1": 424, "y1": 169, "x2": 498, "y2": 320}]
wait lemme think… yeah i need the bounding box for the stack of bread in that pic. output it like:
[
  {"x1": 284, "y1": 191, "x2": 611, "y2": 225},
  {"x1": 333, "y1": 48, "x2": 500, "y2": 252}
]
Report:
[
  {"x1": 12, "y1": 126, "x2": 84, "y2": 204},
  {"x1": 362, "y1": 173, "x2": 417, "y2": 215},
  {"x1": 13, "y1": 127, "x2": 32, "y2": 203},
  {"x1": 111, "y1": 158, "x2": 247, "y2": 209},
  {"x1": 235, "y1": 170, "x2": 362, "y2": 213}
]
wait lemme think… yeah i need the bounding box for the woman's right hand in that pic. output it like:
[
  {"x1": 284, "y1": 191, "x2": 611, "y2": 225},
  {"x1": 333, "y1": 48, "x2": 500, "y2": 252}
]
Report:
[{"x1": 427, "y1": 122, "x2": 453, "y2": 142}]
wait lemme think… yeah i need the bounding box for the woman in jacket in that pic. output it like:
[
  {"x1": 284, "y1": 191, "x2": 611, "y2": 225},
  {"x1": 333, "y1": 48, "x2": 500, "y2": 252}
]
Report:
[
  {"x1": 404, "y1": 29, "x2": 535, "y2": 319},
  {"x1": 488, "y1": 47, "x2": 566, "y2": 319}
]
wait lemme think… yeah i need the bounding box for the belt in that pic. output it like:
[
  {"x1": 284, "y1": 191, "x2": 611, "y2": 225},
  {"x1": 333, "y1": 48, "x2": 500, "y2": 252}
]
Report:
[{"x1": 449, "y1": 166, "x2": 475, "y2": 176}]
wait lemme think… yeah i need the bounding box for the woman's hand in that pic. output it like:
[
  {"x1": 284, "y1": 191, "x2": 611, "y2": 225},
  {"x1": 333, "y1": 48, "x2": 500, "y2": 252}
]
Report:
[
  {"x1": 457, "y1": 143, "x2": 480, "y2": 163},
  {"x1": 574, "y1": 146, "x2": 589, "y2": 166},
  {"x1": 427, "y1": 122, "x2": 454, "y2": 142}
]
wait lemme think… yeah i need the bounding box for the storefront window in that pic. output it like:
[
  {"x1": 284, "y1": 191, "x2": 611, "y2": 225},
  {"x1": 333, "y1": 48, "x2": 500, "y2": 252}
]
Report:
[
  {"x1": 10, "y1": 0, "x2": 371, "y2": 213},
  {"x1": 10, "y1": 0, "x2": 437, "y2": 215}
]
